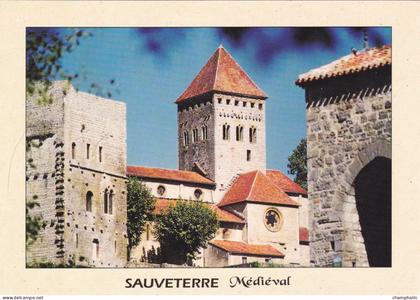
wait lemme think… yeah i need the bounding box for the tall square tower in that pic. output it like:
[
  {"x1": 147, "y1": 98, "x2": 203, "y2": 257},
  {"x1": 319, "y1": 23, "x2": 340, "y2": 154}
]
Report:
[{"x1": 176, "y1": 46, "x2": 268, "y2": 201}]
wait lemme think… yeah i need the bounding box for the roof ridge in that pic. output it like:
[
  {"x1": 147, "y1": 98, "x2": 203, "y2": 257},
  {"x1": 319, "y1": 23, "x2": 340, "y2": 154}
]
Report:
[
  {"x1": 246, "y1": 170, "x2": 259, "y2": 200},
  {"x1": 212, "y1": 47, "x2": 221, "y2": 91},
  {"x1": 223, "y1": 48, "x2": 267, "y2": 97}
]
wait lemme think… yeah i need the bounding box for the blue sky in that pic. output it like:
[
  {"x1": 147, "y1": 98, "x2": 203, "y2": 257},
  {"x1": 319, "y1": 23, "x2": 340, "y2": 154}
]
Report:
[{"x1": 57, "y1": 27, "x2": 391, "y2": 175}]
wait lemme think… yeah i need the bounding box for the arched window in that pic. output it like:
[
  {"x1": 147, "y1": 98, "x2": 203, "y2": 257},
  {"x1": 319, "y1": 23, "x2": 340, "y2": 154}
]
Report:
[
  {"x1": 157, "y1": 185, "x2": 166, "y2": 196},
  {"x1": 249, "y1": 127, "x2": 257, "y2": 143},
  {"x1": 86, "y1": 191, "x2": 93, "y2": 212},
  {"x1": 183, "y1": 131, "x2": 190, "y2": 146},
  {"x1": 194, "y1": 189, "x2": 203, "y2": 200},
  {"x1": 104, "y1": 189, "x2": 109, "y2": 214},
  {"x1": 223, "y1": 124, "x2": 230, "y2": 140},
  {"x1": 236, "y1": 125, "x2": 243, "y2": 141},
  {"x1": 193, "y1": 128, "x2": 199, "y2": 143},
  {"x1": 71, "y1": 142, "x2": 76, "y2": 159},
  {"x1": 201, "y1": 125, "x2": 208, "y2": 140},
  {"x1": 109, "y1": 190, "x2": 114, "y2": 215}
]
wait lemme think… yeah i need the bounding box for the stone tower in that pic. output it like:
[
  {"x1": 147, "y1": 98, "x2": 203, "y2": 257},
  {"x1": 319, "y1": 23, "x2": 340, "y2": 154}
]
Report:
[
  {"x1": 296, "y1": 45, "x2": 391, "y2": 267},
  {"x1": 176, "y1": 46, "x2": 268, "y2": 202},
  {"x1": 26, "y1": 82, "x2": 128, "y2": 267}
]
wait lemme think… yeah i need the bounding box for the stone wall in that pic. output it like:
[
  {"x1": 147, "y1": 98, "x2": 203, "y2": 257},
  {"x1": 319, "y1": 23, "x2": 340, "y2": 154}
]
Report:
[
  {"x1": 178, "y1": 94, "x2": 215, "y2": 181},
  {"x1": 304, "y1": 67, "x2": 391, "y2": 267},
  {"x1": 26, "y1": 83, "x2": 66, "y2": 264},
  {"x1": 26, "y1": 82, "x2": 128, "y2": 267},
  {"x1": 213, "y1": 93, "x2": 266, "y2": 202},
  {"x1": 63, "y1": 86, "x2": 127, "y2": 267},
  {"x1": 178, "y1": 92, "x2": 266, "y2": 203}
]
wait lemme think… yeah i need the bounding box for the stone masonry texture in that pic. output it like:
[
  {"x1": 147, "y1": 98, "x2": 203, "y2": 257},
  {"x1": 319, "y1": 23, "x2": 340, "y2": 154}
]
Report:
[
  {"x1": 26, "y1": 82, "x2": 127, "y2": 267},
  {"x1": 303, "y1": 67, "x2": 391, "y2": 267}
]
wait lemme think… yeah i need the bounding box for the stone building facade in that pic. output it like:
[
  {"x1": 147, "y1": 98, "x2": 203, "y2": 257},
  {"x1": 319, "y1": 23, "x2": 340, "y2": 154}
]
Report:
[
  {"x1": 27, "y1": 46, "x2": 309, "y2": 268},
  {"x1": 129, "y1": 46, "x2": 310, "y2": 267},
  {"x1": 296, "y1": 45, "x2": 392, "y2": 267},
  {"x1": 26, "y1": 82, "x2": 128, "y2": 267}
]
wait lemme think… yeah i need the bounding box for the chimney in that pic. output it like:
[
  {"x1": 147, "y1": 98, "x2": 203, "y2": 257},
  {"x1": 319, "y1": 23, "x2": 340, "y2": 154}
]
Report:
[{"x1": 363, "y1": 29, "x2": 369, "y2": 50}]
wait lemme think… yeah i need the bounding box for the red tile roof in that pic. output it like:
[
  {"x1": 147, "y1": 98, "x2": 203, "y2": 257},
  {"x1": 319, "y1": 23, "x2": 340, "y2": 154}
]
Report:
[
  {"x1": 209, "y1": 240, "x2": 284, "y2": 258},
  {"x1": 153, "y1": 198, "x2": 245, "y2": 224},
  {"x1": 127, "y1": 165, "x2": 214, "y2": 186},
  {"x1": 176, "y1": 46, "x2": 267, "y2": 103},
  {"x1": 218, "y1": 170, "x2": 299, "y2": 208},
  {"x1": 299, "y1": 227, "x2": 309, "y2": 242},
  {"x1": 266, "y1": 169, "x2": 307, "y2": 195},
  {"x1": 296, "y1": 45, "x2": 391, "y2": 86}
]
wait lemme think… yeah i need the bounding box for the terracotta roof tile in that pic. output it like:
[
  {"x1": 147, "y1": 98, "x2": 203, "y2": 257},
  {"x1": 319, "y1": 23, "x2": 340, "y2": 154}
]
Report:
[
  {"x1": 299, "y1": 227, "x2": 309, "y2": 242},
  {"x1": 127, "y1": 165, "x2": 214, "y2": 186},
  {"x1": 218, "y1": 170, "x2": 299, "y2": 208},
  {"x1": 266, "y1": 169, "x2": 307, "y2": 195},
  {"x1": 209, "y1": 240, "x2": 284, "y2": 258},
  {"x1": 296, "y1": 45, "x2": 391, "y2": 86},
  {"x1": 176, "y1": 46, "x2": 267, "y2": 103},
  {"x1": 153, "y1": 198, "x2": 245, "y2": 224}
]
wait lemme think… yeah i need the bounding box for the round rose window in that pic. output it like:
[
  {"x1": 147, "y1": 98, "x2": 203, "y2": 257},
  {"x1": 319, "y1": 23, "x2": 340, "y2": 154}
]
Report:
[{"x1": 264, "y1": 208, "x2": 283, "y2": 232}]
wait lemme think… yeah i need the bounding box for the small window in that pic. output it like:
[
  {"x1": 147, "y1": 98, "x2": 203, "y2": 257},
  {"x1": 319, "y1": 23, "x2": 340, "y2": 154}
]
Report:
[
  {"x1": 226, "y1": 99, "x2": 230, "y2": 105},
  {"x1": 243, "y1": 101, "x2": 247, "y2": 107},
  {"x1": 86, "y1": 143, "x2": 90, "y2": 159},
  {"x1": 193, "y1": 128, "x2": 199, "y2": 143},
  {"x1": 75, "y1": 233, "x2": 79, "y2": 249},
  {"x1": 92, "y1": 239, "x2": 99, "y2": 260},
  {"x1": 86, "y1": 191, "x2": 93, "y2": 212},
  {"x1": 242, "y1": 257, "x2": 247, "y2": 264},
  {"x1": 71, "y1": 142, "x2": 76, "y2": 159},
  {"x1": 194, "y1": 189, "x2": 203, "y2": 200},
  {"x1": 236, "y1": 125, "x2": 243, "y2": 141},
  {"x1": 99, "y1": 146, "x2": 103, "y2": 163},
  {"x1": 265, "y1": 258, "x2": 272, "y2": 263},
  {"x1": 183, "y1": 131, "x2": 190, "y2": 146},
  {"x1": 234, "y1": 100, "x2": 239, "y2": 106},
  {"x1": 247, "y1": 150, "x2": 251, "y2": 161},
  {"x1": 218, "y1": 98, "x2": 222, "y2": 104},
  {"x1": 258, "y1": 103, "x2": 263, "y2": 110},
  {"x1": 201, "y1": 125, "x2": 208, "y2": 140},
  {"x1": 223, "y1": 124, "x2": 230, "y2": 140},
  {"x1": 157, "y1": 185, "x2": 166, "y2": 196},
  {"x1": 249, "y1": 127, "x2": 257, "y2": 143},
  {"x1": 104, "y1": 189, "x2": 109, "y2": 214},
  {"x1": 251, "y1": 103, "x2": 255, "y2": 108},
  {"x1": 109, "y1": 190, "x2": 114, "y2": 215}
]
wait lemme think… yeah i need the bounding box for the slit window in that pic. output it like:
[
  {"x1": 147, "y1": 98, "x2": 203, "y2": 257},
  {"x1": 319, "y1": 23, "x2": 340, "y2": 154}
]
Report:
[
  {"x1": 108, "y1": 190, "x2": 114, "y2": 215},
  {"x1": 86, "y1": 191, "x2": 93, "y2": 212},
  {"x1": 104, "y1": 189, "x2": 109, "y2": 214},
  {"x1": 249, "y1": 127, "x2": 257, "y2": 143},
  {"x1": 201, "y1": 125, "x2": 208, "y2": 140},
  {"x1": 92, "y1": 239, "x2": 99, "y2": 260},
  {"x1": 222, "y1": 124, "x2": 230, "y2": 140},
  {"x1": 193, "y1": 128, "x2": 199, "y2": 143},
  {"x1": 247, "y1": 150, "x2": 251, "y2": 161},
  {"x1": 236, "y1": 125, "x2": 243, "y2": 141},
  {"x1": 99, "y1": 146, "x2": 103, "y2": 162},
  {"x1": 86, "y1": 143, "x2": 90, "y2": 159},
  {"x1": 71, "y1": 142, "x2": 76, "y2": 159}
]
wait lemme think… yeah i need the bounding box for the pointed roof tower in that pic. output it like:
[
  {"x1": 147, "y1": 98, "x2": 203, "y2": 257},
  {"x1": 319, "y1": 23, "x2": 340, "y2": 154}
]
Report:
[{"x1": 176, "y1": 46, "x2": 267, "y2": 103}]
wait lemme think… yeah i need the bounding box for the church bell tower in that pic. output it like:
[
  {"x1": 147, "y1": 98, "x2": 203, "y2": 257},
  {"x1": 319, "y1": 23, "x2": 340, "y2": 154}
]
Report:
[{"x1": 176, "y1": 46, "x2": 268, "y2": 201}]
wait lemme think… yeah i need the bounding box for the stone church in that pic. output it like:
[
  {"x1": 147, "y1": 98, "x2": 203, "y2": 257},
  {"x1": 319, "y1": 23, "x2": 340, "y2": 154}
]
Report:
[{"x1": 26, "y1": 46, "x2": 309, "y2": 267}]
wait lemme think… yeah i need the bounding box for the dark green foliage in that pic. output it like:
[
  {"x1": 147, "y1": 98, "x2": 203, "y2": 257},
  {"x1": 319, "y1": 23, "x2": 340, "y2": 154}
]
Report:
[
  {"x1": 25, "y1": 200, "x2": 46, "y2": 248},
  {"x1": 154, "y1": 200, "x2": 218, "y2": 265},
  {"x1": 26, "y1": 28, "x2": 118, "y2": 103},
  {"x1": 287, "y1": 138, "x2": 307, "y2": 190},
  {"x1": 126, "y1": 177, "x2": 156, "y2": 257}
]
